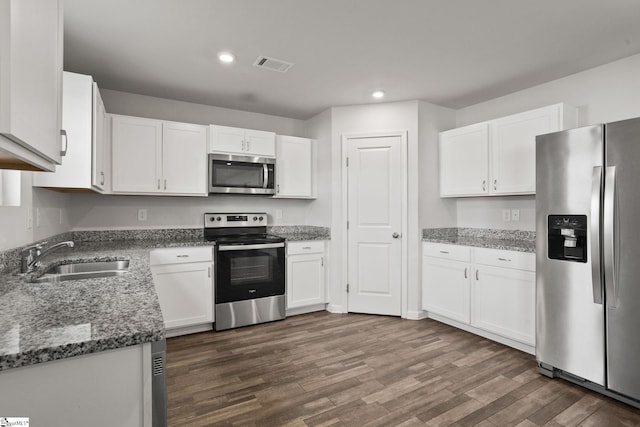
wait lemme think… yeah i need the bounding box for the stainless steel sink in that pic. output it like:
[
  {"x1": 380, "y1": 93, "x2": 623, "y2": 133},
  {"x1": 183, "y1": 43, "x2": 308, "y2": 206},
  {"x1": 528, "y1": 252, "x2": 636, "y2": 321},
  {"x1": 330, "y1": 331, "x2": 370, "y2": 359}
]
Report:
[{"x1": 34, "y1": 260, "x2": 130, "y2": 283}]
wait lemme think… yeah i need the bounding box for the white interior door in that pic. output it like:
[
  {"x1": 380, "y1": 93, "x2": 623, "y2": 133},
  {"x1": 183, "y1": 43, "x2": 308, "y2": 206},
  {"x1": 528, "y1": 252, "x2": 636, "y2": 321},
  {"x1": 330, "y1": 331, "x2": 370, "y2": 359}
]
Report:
[{"x1": 347, "y1": 135, "x2": 403, "y2": 316}]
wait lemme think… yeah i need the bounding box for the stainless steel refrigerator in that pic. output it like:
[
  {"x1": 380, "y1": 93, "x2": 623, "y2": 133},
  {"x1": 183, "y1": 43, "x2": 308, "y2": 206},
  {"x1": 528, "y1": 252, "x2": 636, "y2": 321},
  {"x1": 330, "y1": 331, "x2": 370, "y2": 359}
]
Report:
[{"x1": 536, "y1": 116, "x2": 640, "y2": 407}]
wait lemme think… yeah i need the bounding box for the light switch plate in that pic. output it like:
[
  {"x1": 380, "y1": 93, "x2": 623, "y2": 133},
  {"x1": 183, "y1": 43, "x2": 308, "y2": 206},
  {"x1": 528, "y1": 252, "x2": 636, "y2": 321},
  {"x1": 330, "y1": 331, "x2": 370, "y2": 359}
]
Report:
[
  {"x1": 511, "y1": 209, "x2": 520, "y2": 221},
  {"x1": 276, "y1": 209, "x2": 283, "y2": 219},
  {"x1": 138, "y1": 209, "x2": 147, "y2": 221},
  {"x1": 502, "y1": 209, "x2": 511, "y2": 222}
]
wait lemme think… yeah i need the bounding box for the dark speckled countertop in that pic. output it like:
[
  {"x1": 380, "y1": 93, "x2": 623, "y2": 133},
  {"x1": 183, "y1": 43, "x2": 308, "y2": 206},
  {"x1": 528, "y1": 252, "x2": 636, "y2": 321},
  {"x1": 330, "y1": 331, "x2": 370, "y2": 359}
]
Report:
[
  {"x1": 422, "y1": 227, "x2": 536, "y2": 253},
  {"x1": 0, "y1": 226, "x2": 330, "y2": 372}
]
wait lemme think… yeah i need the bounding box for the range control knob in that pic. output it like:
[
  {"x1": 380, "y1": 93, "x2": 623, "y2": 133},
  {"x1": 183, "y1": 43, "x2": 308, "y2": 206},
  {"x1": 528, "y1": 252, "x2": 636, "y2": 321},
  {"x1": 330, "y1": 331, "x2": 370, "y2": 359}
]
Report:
[
  {"x1": 216, "y1": 217, "x2": 221, "y2": 221},
  {"x1": 253, "y1": 216, "x2": 258, "y2": 221},
  {"x1": 209, "y1": 217, "x2": 215, "y2": 222},
  {"x1": 259, "y1": 216, "x2": 264, "y2": 221}
]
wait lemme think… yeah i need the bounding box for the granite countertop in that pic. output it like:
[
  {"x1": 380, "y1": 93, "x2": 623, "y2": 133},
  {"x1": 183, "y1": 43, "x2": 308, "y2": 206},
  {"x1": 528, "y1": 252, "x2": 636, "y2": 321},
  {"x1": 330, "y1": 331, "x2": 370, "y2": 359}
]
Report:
[
  {"x1": 422, "y1": 228, "x2": 536, "y2": 253},
  {"x1": 0, "y1": 226, "x2": 330, "y2": 372},
  {"x1": 0, "y1": 239, "x2": 216, "y2": 372}
]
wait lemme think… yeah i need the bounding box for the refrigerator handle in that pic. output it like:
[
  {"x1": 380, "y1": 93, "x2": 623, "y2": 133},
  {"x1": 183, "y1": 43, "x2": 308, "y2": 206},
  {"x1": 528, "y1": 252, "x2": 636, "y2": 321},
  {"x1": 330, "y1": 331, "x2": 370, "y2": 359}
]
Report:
[
  {"x1": 604, "y1": 165, "x2": 618, "y2": 308},
  {"x1": 591, "y1": 166, "x2": 603, "y2": 304}
]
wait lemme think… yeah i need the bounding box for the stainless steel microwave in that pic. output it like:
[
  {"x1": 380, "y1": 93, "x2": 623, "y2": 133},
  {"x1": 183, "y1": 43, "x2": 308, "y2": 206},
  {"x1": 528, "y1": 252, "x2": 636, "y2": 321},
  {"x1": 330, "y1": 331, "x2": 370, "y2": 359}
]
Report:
[{"x1": 208, "y1": 153, "x2": 275, "y2": 195}]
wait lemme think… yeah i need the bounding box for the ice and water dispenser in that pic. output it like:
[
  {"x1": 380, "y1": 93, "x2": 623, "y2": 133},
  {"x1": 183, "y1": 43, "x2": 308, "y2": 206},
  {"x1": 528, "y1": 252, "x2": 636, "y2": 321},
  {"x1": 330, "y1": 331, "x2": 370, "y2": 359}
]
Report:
[{"x1": 548, "y1": 215, "x2": 588, "y2": 262}]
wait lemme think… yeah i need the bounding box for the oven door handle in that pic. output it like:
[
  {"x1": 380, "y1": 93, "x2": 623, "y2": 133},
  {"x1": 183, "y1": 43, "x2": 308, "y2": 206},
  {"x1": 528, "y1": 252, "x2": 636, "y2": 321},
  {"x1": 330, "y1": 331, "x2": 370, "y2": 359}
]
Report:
[{"x1": 219, "y1": 243, "x2": 285, "y2": 251}]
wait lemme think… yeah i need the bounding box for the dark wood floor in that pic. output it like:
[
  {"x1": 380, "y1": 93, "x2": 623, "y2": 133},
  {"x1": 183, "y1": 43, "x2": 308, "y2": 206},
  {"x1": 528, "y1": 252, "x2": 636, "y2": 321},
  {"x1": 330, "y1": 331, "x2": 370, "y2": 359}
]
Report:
[{"x1": 166, "y1": 312, "x2": 640, "y2": 426}]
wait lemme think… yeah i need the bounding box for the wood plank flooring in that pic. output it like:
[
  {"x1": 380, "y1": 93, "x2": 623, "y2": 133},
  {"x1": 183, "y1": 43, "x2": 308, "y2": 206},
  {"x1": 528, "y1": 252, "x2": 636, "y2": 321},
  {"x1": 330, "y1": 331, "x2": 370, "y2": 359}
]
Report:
[{"x1": 166, "y1": 312, "x2": 640, "y2": 426}]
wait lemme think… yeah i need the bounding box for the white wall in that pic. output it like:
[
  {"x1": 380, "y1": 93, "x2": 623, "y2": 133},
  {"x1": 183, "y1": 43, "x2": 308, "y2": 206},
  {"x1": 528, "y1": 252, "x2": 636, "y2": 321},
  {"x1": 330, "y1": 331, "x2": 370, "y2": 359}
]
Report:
[
  {"x1": 418, "y1": 101, "x2": 457, "y2": 229},
  {"x1": 454, "y1": 53, "x2": 640, "y2": 231},
  {"x1": 0, "y1": 173, "x2": 71, "y2": 251},
  {"x1": 328, "y1": 101, "x2": 423, "y2": 318},
  {"x1": 304, "y1": 108, "x2": 332, "y2": 227},
  {"x1": 101, "y1": 89, "x2": 307, "y2": 136}
]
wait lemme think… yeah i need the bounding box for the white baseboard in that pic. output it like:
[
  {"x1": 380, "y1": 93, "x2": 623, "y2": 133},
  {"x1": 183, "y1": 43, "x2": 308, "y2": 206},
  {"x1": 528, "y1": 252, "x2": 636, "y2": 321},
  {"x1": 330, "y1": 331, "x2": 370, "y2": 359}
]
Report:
[
  {"x1": 404, "y1": 310, "x2": 428, "y2": 320},
  {"x1": 287, "y1": 304, "x2": 327, "y2": 317},
  {"x1": 165, "y1": 323, "x2": 213, "y2": 338},
  {"x1": 326, "y1": 304, "x2": 345, "y2": 314}
]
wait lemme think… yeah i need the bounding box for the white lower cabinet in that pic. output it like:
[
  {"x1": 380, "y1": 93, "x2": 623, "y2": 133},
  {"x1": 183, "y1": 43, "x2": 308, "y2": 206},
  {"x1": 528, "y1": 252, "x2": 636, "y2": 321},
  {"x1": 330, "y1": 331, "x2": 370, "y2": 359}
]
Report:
[
  {"x1": 286, "y1": 241, "x2": 327, "y2": 312},
  {"x1": 422, "y1": 242, "x2": 535, "y2": 353},
  {"x1": 150, "y1": 247, "x2": 214, "y2": 337}
]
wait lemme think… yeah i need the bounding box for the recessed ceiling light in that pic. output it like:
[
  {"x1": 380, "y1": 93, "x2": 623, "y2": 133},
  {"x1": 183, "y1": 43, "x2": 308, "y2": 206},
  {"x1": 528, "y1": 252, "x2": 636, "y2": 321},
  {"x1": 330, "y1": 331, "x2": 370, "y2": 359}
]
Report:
[
  {"x1": 372, "y1": 90, "x2": 385, "y2": 99},
  {"x1": 218, "y1": 52, "x2": 235, "y2": 63}
]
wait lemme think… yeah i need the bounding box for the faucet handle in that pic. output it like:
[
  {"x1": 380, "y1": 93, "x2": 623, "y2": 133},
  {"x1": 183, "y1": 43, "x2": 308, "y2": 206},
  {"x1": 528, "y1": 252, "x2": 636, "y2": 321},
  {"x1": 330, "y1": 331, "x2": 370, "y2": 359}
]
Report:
[{"x1": 21, "y1": 241, "x2": 47, "y2": 253}]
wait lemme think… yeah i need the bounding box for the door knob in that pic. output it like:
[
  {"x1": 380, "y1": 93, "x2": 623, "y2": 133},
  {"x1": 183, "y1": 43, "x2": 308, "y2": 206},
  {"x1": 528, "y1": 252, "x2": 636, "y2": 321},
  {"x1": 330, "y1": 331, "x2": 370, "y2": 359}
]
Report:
[{"x1": 392, "y1": 233, "x2": 400, "y2": 239}]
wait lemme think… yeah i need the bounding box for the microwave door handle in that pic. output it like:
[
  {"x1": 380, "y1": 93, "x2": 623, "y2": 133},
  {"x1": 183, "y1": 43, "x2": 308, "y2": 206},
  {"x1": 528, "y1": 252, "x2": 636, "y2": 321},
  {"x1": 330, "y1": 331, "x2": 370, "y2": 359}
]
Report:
[{"x1": 263, "y1": 164, "x2": 269, "y2": 188}]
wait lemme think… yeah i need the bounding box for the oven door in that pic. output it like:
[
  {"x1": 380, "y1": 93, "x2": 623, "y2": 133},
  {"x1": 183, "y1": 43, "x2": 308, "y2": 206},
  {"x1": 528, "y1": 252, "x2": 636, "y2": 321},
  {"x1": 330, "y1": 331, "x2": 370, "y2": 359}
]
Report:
[
  {"x1": 216, "y1": 243, "x2": 285, "y2": 303},
  {"x1": 209, "y1": 153, "x2": 275, "y2": 194}
]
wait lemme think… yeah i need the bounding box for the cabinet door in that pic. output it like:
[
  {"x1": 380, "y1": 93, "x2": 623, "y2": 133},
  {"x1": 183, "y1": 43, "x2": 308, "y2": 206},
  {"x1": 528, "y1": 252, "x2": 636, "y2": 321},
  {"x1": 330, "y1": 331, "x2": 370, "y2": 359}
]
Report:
[
  {"x1": 151, "y1": 262, "x2": 213, "y2": 329},
  {"x1": 275, "y1": 135, "x2": 313, "y2": 198},
  {"x1": 490, "y1": 104, "x2": 561, "y2": 195},
  {"x1": 473, "y1": 265, "x2": 535, "y2": 345},
  {"x1": 162, "y1": 121, "x2": 207, "y2": 195},
  {"x1": 287, "y1": 253, "x2": 326, "y2": 308},
  {"x1": 422, "y1": 257, "x2": 470, "y2": 323},
  {"x1": 0, "y1": 0, "x2": 63, "y2": 170},
  {"x1": 209, "y1": 125, "x2": 245, "y2": 154},
  {"x1": 439, "y1": 123, "x2": 489, "y2": 197},
  {"x1": 33, "y1": 71, "x2": 93, "y2": 189},
  {"x1": 111, "y1": 115, "x2": 162, "y2": 193},
  {"x1": 92, "y1": 82, "x2": 107, "y2": 192},
  {"x1": 245, "y1": 129, "x2": 276, "y2": 157}
]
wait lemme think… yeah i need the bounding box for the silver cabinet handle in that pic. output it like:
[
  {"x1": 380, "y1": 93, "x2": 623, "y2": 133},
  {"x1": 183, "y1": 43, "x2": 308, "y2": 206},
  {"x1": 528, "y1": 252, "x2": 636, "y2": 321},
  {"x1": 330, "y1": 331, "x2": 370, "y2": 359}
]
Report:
[
  {"x1": 494, "y1": 179, "x2": 497, "y2": 191},
  {"x1": 157, "y1": 179, "x2": 160, "y2": 190},
  {"x1": 246, "y1": 140, "x2": 250, "y2": 152},
  {"x1": 302, "y1": 246, "x2": 312, "y2": 250},
  {"x1": 439, "y1": 250, "x2": 449, "y2": 254},
  {"x1": 321, "y1": 257, "x2": 324, "y2": 267},
  {"x1": 60, "y1": 129, "x2": 68, "y2": 156},
  {"x1": 176, "y1": 255, "x2": 189, "y2": 258},
  {"x1": 242, "y1": 140, "x2": 246, "y2": 151},
  {"x1": 464, "y1": 267, "x2": 467, "y2": 279},
  {"x1": 604, "y1": 165, "x2": 618, "y2": 308},
  {"x1": 476, "y1": 269, "x2": 479, "y2": 280},
  {"x1": 277, "y1": 184, "x2": 280, "y2": 194},
  {"x1": 100, "y1": 171, "x2": 105, "y2": 186},
  {"x1": 497, "y1": 257, "x2": 511, "y2": 262},
  {"x1": 591, "y1": 166, "x2": 603, "y2": 304},
  {"x1": 208, "y1": 266, "x2": 211, "y2": 278},
  {"x1": 392, "y1": 233, "x2": 400, "y2": 239},
  {"x1": 164, "y1": 179, "x2": 167, "y2": 190},
  {"x1": 482, "y1": 180, "x2": 486, "y2": 191}
]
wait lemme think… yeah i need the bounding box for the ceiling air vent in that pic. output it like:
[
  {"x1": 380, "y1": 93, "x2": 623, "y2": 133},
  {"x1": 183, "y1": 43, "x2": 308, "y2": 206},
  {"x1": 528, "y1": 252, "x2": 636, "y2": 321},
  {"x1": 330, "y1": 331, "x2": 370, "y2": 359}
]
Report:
[{"x1": 253, "y1": 56, "x2": 294, "y2": 73}]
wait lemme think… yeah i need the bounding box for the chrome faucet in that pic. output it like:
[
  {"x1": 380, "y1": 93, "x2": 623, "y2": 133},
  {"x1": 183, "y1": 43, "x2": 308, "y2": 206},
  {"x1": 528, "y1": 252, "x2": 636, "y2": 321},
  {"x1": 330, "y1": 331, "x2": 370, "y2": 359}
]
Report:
[{"x1": 20, "y1": 241, "x2": 74, "y2": 273}]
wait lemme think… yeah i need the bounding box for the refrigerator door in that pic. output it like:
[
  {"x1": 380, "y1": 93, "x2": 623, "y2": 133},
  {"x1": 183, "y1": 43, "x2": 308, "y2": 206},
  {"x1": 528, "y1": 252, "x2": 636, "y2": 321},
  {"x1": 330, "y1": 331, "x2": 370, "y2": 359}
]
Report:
[
  {"x1": 536, "y1": 125, "x2": 605, "y2": 386},
  {"x1": 604, "y1": 117, "x2": 640, "y2": 400}
]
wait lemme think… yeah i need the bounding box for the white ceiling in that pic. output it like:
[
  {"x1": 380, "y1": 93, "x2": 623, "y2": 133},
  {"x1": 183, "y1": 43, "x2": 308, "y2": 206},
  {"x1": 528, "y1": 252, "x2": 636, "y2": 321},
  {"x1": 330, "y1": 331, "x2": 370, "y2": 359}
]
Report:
[{"x1": 64, "y1": 0, "x2": 640, "y2": 120}]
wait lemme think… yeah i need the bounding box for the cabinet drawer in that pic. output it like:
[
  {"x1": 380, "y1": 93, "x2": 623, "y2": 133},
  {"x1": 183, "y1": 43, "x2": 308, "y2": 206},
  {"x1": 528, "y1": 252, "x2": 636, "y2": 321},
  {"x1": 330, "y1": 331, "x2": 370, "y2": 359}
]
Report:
[
  {"x1": 287, "y1": 241, "x2": 325, "y2": 255},
  {"x1": 150, "y1": 246, "x2": 213, "y2": 265},
  {"x1": 422, "y1": 243, "x2": 471, "y2": 262},
  {"x1": 474, "y1": 247, "x2": 535, "y2": 271}
]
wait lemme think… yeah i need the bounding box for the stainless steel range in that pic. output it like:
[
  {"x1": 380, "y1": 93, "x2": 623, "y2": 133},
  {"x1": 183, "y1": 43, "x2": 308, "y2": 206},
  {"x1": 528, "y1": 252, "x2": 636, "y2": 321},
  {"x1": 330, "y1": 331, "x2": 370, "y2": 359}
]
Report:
[{"x1": 205, "y1": 213, "x2": 286, "y2": 331}]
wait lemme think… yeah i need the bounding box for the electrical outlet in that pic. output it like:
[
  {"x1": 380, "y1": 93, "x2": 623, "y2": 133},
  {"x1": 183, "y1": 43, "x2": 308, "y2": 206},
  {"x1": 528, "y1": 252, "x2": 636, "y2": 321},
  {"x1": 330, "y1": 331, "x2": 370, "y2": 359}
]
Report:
[
  {"x1": 511, "y1": 209, "x2": 520, "y2": 222},
  {"x1": 276, "y1": 209, "x2": 283, "y2": 219},
  {"x1": 502, "y1": 209, "x2": 511, "y2": 222},
  {"x1": 26, "y1": 208, "x2": 33, "y2": 229},
  {"x1": 36, "y1": 208, "x2": 41, "y2": 227},
  {"x1": 138, "y1": 209, "x2": 147, "y2": 221}
]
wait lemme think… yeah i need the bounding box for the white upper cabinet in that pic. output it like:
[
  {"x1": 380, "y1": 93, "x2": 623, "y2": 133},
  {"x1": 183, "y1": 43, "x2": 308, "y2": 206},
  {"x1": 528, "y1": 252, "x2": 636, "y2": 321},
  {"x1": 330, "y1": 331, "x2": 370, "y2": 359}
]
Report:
[
  {"x1": 439, "y1": 103, "x2": 576, "y2": 197},
  {"x1": 162, "y1": 121, "x2": 208, "y2": 195},
  {"x1": 0, "y1": 0, "x2": 63, "y2": 171},
  {"x1": 439, "y1": 123, "x2": 489, "y2": 197},
  {"x1": 34, "y1": 72, "x2": 110, "y2": 193},
  {"x1": 274, "y1": 135, "x2": 315, "y2": 198},
  {"x1": 209, "y1": 125, "x2": 275, "y2": 157},
  {"x1": 111, "y1": 115, "x2": 207, "y2": 196}
]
